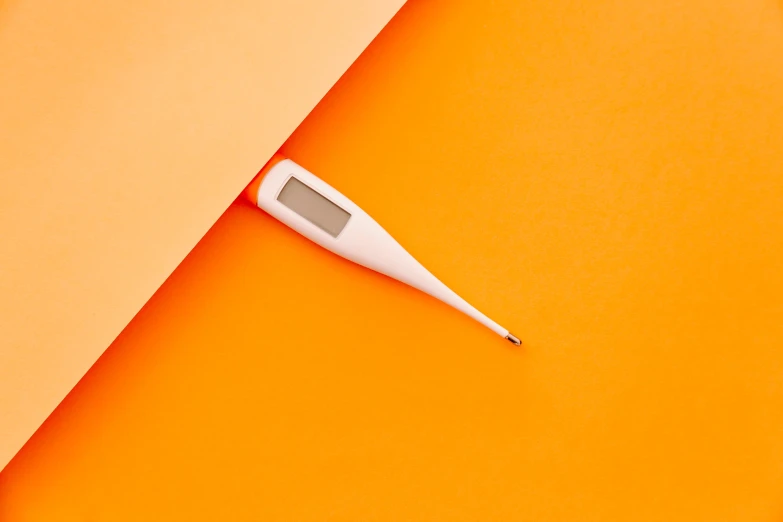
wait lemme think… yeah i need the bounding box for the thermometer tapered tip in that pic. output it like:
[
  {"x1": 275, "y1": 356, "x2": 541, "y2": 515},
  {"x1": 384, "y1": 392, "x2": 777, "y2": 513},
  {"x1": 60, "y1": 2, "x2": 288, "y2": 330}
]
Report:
[{"x1": 505, "y1": 333, "x2": 522, "y2": 346}]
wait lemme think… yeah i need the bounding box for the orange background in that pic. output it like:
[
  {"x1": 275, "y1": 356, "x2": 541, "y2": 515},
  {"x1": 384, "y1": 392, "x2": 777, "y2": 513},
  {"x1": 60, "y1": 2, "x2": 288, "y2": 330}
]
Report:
[{"x1": 3, "y1": 0, "x2": 783, "y2": 520}]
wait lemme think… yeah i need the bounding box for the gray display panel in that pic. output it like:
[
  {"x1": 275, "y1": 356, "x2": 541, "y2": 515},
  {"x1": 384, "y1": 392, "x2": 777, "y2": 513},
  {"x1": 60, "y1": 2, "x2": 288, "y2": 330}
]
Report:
[{"x1": 277, "y1": 177, "x2": 351, "y2": 237}]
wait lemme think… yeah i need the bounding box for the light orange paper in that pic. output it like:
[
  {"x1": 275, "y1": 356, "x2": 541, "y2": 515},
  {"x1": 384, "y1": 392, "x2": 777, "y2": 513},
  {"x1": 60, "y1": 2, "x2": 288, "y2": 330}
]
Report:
[{"x1": 0, "y1": 0, "x2": 404, "y2": 470}]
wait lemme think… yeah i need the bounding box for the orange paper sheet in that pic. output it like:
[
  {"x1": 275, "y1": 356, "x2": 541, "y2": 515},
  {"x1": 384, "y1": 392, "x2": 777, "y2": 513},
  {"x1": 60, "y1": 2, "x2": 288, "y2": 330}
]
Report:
[
  {"x1": 0, "y1": 0, "x2": 404, "y2": 470},
  {"x1": 4, "y1": 0, "x2": 783, "y2": 519}
]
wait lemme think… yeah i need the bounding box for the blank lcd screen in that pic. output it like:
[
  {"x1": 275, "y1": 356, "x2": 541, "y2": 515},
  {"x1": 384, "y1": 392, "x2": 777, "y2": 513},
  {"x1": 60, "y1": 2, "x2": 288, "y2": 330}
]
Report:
[{"x1": 277, "y1": 177, "x2": 351, "y2": 237}]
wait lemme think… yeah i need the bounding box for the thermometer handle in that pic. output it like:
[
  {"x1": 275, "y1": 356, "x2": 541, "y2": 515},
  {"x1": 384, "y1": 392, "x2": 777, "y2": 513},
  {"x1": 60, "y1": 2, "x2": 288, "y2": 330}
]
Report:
[{"x1": 246, "y1": 155, "x2": 520, "y2": 346}]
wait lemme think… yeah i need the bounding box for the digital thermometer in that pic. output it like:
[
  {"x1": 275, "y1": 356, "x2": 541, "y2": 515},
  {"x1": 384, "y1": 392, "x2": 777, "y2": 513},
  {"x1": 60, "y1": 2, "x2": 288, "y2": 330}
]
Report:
[{"x1": 245, "y1": 155, "x2": 521, "y2": 346}]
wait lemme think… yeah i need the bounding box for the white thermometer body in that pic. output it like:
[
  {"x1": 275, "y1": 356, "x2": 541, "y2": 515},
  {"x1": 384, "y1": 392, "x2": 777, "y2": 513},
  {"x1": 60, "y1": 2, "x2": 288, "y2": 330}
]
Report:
[{"x1": 248, "y1": 157, "x2": 520, "y2": 346}]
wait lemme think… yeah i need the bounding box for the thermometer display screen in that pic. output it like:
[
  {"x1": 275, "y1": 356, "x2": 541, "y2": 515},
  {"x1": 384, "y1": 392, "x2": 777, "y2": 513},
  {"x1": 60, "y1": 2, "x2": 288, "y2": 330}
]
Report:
[{"x1": 277, "y1": 177, "x2": 351, "y2": 237}]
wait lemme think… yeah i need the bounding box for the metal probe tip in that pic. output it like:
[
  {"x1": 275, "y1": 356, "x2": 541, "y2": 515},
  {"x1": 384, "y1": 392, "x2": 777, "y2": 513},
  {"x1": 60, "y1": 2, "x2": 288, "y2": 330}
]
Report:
[{"x1": 505, "y1": 333, "x2": 522, "y2": 346}]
